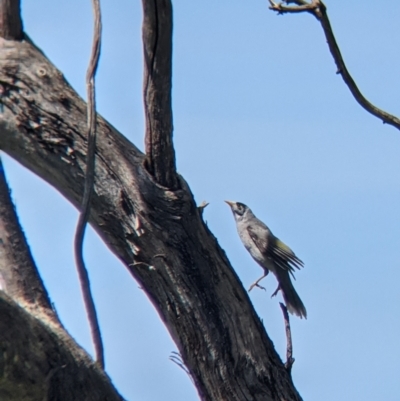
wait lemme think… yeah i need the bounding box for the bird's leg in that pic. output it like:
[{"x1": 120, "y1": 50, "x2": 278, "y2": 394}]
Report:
[
  {"x1": 248, "y1": 270, "x2": 268, "y2": 292},
  {"x1": 271, "y1": 284, "x2": 281, "y2": 298}
]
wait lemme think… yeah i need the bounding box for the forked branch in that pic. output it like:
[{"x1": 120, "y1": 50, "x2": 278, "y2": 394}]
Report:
[{"x1": 268, "y1": 0, "x2": 400, "y2": 131}]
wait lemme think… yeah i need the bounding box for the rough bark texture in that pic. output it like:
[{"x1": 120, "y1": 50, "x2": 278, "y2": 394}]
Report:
[
  {"x1": 0, "y1": 0, "x2": 23, "y2": 40},
  {"x1": 0, "y1": 36, "x2": 303, "y2": 400},
  {"x1": 0, "y1": 151, "x2": 125, "y2": 401},
  {"x1": 0, "y1": 292, "x2": 125, "y2": 401},
  {"x1": 142, "y1": 0, "x2": 177, "y2": 189},
  {"x1": 0, "y1": 157, "x2": 53, "y2": 310}
]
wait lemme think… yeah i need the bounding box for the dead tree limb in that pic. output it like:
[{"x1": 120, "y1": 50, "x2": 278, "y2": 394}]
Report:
[
  {"x1": 0, "y1": 156, "x2": 53, "y2": 314},
  {"x1": 142, "y1": 0, "x2": 178, "y2": 189},
  {"x1": 0, "y1": 292, "x2": 125, "y2": 401},
  {"x1": 0, "y1": 159, "x2": 124, "y2": 400},
  {"x1": 0, "y1": 1, "x2": 305, "y2": 399},
  {"x1": 280, "y1": 303, "x2": 295, "y2": 374},
  {"x1": 0, "y1": 0, "x2": 23, "y2": 40},
  {"x1": 269, "y1": 0, "x2": 400, "y2": 130},
  {"x1": 0, "y1": 35, "x2": 302, "y2": 400}
]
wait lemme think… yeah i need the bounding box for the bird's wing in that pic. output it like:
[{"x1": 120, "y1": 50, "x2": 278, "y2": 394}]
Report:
[
  {"x1": 272, "y1": 238, "x2": 304, "y2": 270},
  {"x1": 247, "y1": 226, "x2": 304, "y2": 274}
]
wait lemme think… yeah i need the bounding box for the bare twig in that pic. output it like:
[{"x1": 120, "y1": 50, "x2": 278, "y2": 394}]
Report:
[
  {"x1": 73, "y1": 0, "x2": 104, "y2": 369},
  {"x1": 0, "y1": 0, "x2": 23, "y2": 40},
  {"x1": 316, "y1": 2, "x2": 400, "y2": 129},
  {"x1": 142, "y1": 0, "x2": 178, "y2": 189},
  {"x1": 269, "y1": 0, "x2": 400, "y2": 130},
  {"x1": 268, "y1": 0, "x2": 318, "y2": 14},
  {"x1": 279, "y1": 302, "x2": 295, "y2": 373},
  {"x1": 284, "y1": 0, "x2": 308, "y2": 5}
]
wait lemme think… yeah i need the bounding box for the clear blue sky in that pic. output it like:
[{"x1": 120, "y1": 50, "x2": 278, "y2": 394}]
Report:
[{"x1": 4, "y1": 1, "x2": 400, "y2": 400}]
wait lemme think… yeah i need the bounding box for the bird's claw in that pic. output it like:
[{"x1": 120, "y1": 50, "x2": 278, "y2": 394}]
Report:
[
  {"x1": 248, "y1": 283, "x2": 266, "y2": 292},
  {"x1": 271, "y1": 285, "x2": 281, "y2": 298}
]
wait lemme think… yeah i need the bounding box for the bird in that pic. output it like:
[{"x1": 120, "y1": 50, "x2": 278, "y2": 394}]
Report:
[{"x1": 225, "y1": 201, "x2": 307, "y2": 319}]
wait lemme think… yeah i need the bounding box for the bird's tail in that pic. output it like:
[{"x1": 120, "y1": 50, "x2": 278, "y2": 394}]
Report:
[{"x1": 276, "y1": 269, "x2": 307, "y2": 319}]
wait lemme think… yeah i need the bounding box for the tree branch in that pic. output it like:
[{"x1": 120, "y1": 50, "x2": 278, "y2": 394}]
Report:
[
  {"x1": 0, "y1": 156, "x2": 54, "y2": 315},
  {"x1": 142, "y1": 0, "x2": 178, "y2": 189},
  {"x1": 0, "y1": 159, "x2": 123, "y2": 400},
  {"x1": 268, "y1": 0, "x2": 318, "y2": 14},
  {"x1": 0, "y1": 0, "x2": 23, "y2": 40},
  {"x1": 74, "y1": 0, "x2": 104, "y2": 369},
  {"x1": 0, "y1": 292, "x2": 124, "y2": 401},
  {"x1": 269, "y1": 0, "x2": 400, "y2": 130},
  {"x1": 0, "y1": 37, "x2": 302, "y2": 400},
  {"x1": 280, "y1": 303, "x2": 294, "y2": 373}
]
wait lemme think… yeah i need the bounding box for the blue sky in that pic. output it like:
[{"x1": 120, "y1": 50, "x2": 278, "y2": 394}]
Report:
[{"x1": 3, "y1": 0, "x2": 400, "y2": 399}]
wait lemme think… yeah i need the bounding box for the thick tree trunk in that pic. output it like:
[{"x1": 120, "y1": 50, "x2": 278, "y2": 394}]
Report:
[
  {"x1": 0, "y1": 34, "x2": 302, "y2": 401},
  {"x1": 0, "y1": 1, "x2": 304, "y2": 399}
]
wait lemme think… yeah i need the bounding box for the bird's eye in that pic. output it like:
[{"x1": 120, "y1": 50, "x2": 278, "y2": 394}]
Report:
[{"x1": 236, "y1": 202, "x2": 245, "y2": 215}]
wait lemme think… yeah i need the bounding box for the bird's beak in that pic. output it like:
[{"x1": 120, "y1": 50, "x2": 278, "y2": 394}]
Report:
[{"x1": 224, "y1": 200, "x2": 235, "y2": 208}]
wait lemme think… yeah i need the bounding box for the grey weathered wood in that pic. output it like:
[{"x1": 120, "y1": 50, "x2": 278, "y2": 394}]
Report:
[
  {"x1": 0, "y1": 35, "x2": 303, "y2": 401},
  {"x1": 142, "y1": 0, "x2": 178, "y2": 189}
]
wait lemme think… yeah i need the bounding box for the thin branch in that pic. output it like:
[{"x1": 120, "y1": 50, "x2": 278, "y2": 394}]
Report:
[
  {"x1": 0, "y1": 156, "x2": 55, "y2": 315},
  {"x1": 284, "y1": 0, "x2": 308, "y2": 5},
  {"x1": 268, "y1": 0, "x2": 318, "y2": 14},
  {"x1": 74, "y1": 0, "x2": 104, "y2": 369},
  {"x1": 269, "y1": 0, "x2": 400, "y2": 130},
  {"x1": 279, "y1": 303, "x2": 295, "y2": 373},
  {"x1": 0, "y1": 0, "x2": 23, "y2": 40},
  {"x1": 316, "y1": 2, "x2": 400, "y2": 129},
  {"x1": 142, "y1": 0, "x2": 178, "y2": 189}
]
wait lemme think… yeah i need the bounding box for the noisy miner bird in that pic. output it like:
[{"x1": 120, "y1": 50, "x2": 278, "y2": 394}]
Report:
[{"x1": 225, "y1": 201, "x2": 307, "y2": 319}]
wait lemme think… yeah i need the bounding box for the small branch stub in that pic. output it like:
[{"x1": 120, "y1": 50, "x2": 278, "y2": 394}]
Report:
[{"x1": 197, "y1": 200, "x2": 209, "y2": 218}]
